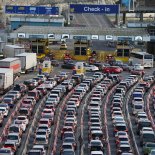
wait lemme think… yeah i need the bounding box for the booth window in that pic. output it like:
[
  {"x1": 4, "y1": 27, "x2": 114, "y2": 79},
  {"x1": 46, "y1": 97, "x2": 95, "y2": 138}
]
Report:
[
  {"x1": 81, "y1": 47, "x2": 87, "y2": 55},
  {"x1": 124, "y1": 49, "x2": 130, "y2": 57},
  {"x1": 74, "y1": 47, "x2": 80, "y2": 55},
  {"x1": 117, "y1": 49, "x2": 123, "y2": 56}
]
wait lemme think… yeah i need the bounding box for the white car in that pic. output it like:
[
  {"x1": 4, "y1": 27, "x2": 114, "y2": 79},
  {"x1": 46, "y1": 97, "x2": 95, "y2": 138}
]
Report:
[
  {"x1": 84, "y1": 65, "x2": 99, "y2": 71},
  {"x1": 6, "y1": 133, "x2": 21, "y2": 146},
  {"x1": 8, "y1": 91, "x2": 21, "y2": 100},
  {"x1": 42, "y1": 81, "x2": 54, "y2": 90},
  {"x1": 37, "y1": 74, "x2": 47, "y2": 82},
  {"x1": 0, "y1": 107, "x2": 9, "y2": 116},
  {"x1": 15, "y1": 116, "x2": 29, "y2": 126},
  {"x1": 13, "y1": 120, "x2": 27, "y2": 132}
]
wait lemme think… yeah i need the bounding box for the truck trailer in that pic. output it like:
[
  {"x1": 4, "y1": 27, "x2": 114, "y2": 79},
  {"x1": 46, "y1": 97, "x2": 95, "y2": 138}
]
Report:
[
  {"x1": 3, "y1": 44, "x2": 25, "y2": 58},
  {"x1": 0, "y1": 68, "x2": 14, "y2": 94},
  {"x1": 0, "y1": 58, "x2": 21, "y2": 77},
  {"x1": 16, "y1": 53, "x2": 37, "y2": 73}
]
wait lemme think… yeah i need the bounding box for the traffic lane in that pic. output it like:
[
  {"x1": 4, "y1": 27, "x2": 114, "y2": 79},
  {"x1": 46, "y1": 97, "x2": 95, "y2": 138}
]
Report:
[
  {"x1": 107, "y1": 104, "x2": 116, "y2": 155},
  {"x1": 128, "y1": 97, "x2": 143, "y2": 154},
  {"x1": 83, "y1": 108, "x2": 89, "y2": 155},
  {"x1": 55, "y1": 94, "x2": 84, "y2": 155},
  {"x1": 16, "y1": 95, "x2": 48, "y2": 155},
  {"x1": 0, "y1": 100, "x2": 20, "y2": 138}
]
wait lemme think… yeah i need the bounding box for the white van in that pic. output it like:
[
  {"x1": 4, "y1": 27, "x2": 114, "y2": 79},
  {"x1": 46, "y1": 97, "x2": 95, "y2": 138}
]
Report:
[{"x1": 132, "y1": 103, "x2": 144, "y2": 115}]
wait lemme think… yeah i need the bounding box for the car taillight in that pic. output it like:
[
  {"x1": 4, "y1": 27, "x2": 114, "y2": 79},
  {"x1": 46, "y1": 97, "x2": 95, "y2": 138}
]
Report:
[{"x1": 114, "y1": 129, "x2": 118, "y2": 132}]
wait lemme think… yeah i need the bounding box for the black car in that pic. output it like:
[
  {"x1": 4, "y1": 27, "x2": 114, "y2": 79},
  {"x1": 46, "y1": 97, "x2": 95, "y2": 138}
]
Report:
[
  {"x1": 24, "y1": 79, "x2": 36, "y2": 90},
  {"x1": 13, "y1": 84, "x2": 28, "y2": 96},
  {"x1": 61, "y1": 63, "x2": 75, "y2": 69}
]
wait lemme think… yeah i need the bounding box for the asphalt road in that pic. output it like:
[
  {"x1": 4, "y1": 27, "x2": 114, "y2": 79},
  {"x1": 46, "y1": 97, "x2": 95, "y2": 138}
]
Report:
[{"x1": 0, "y1": 65, "x2": 155, "y2": 155}]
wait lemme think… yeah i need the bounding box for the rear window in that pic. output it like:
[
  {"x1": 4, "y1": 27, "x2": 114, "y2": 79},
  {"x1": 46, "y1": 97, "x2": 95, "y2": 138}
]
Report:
[
  {"x1": 36, "y1": 137, "x2": 46, "y2": 141},
  {"x1": 28, "y1": 151, "x2": 41, "y2": 155},
  {"x1": 134, "y1": 105, "x2": 143, "y2": 109},
  {"x1": 120, "y1": 146, "x2": 130, "y2": 151},
  {"x1": 28, "y1": 92, "x2": 37, "y2": 97},
  {"x1": 19, "y1": 109, "x2": 28, "y2": 115},
  {"x1": 116, "y1": 125, "x2": 126, "y2": 130}
]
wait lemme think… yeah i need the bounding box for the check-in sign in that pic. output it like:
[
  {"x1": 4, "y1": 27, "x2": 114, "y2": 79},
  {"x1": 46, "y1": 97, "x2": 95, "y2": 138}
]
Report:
[{"x1": 70, "y1": 4, "x2": 119, "y2": 14}]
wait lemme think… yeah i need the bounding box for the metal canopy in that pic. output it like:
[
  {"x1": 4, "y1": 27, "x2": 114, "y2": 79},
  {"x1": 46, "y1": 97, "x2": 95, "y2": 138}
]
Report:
[{"x1": 12, "y1": 26, "x2": 149, "y2": 36}]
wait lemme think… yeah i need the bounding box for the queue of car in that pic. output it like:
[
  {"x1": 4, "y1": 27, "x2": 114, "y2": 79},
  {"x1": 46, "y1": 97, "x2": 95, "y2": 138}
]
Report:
[
  {"x1": 60, "y1": 74, "x2": 93, "y2": 155},
  {"x1": 130, "y1": 77, "x2": 155, "y2": 155},
  {"x1": 88, "y1": 74, "x2": 117, "y2": 155},
  {"x1": 0, "y1": 72, "x2": 69, "y2": 155},
  {"x1": 111, "y1": 74, "x2": 141, "y2": 155}
]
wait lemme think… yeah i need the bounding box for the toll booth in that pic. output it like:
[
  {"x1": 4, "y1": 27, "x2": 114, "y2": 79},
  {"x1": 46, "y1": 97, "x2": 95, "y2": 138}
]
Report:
[
  {"x1": 30, "y1": 39, "x2": 49, "y2": 60},
  {"x1": 73, "y1": 36, "x2": 91, "y2": 61}
]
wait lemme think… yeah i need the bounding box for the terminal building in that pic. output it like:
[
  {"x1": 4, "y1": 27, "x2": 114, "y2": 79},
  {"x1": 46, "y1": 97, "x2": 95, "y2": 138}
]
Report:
[{"x1": 9, "y1": 15, "x2": 65, "y2": 30}]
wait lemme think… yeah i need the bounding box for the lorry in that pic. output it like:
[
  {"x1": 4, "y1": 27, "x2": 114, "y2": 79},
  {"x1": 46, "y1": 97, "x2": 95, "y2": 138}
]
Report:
[
  {"x1": 0, "y1": 68, "x2": 14, "y2": 94},
  {"x1": 15, "y1": 53, "x2": 37, "y2": 73},
  {"x1": 0, "y1": 58, "x2": 21, "y2": 78},
  {"x1": 3, "y1": 44, "x2": 25, "y2": 58},
  {"x1": 0, "y1": 40, "x2": 6, "y2": 60}
]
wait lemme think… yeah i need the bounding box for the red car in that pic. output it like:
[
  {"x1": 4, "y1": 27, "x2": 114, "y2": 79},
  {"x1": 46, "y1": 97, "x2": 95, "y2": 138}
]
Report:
[
  {"x1": 103, "y1": 66, "x2": 123, "y2": 74},
  {"x1": 130, "y1": 70, "x2": 144, "y2": 75}
]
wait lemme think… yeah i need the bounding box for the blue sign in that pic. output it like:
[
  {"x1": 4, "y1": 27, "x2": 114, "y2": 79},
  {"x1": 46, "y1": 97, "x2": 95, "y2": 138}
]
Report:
[
  {"x1": 73, "y1": 36, "x2": 87, "y2": 40},
  {"x1": 5, "y1": 5, "x2": 59, "y2": 15},
  {"x1": 118, "y1": 36, "x2": 132, "y2": 41},
  {"x1": 29, "y1": 35, "x2": 44, "y2": 38},
  {"x1": 70, "y1": 4, "x2": 119, "y2": 14}
]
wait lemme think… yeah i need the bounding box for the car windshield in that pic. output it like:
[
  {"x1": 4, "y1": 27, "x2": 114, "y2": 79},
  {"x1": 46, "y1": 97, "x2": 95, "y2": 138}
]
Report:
[
  {"x1": 28, "y1": 152, "x2": 41, "y2": 155},
  {"x1": 28, "y1": 92, "x2": 36, "y2": 97},
  {"x1": 62, "y1": 145, "x2": 72, "y2": 149},
  {"x1": 146, "y1": 143, "x2": 155, "y2": 147},
  {"x1": 116, "y1": 125, "x2": 126, "y2": 130},
  {"x1": 36, "y1": 131, "x2": 46, "y2": 135},
  {"x1": 134, "y1": 105, "x2": 143, "y2": 109},
  {"x1": 64, "y1": 138, "x2": 75, "y2": 143},
  {"x1": 9, "y1": 127, "x2": 19, "y2": 132},
  {"x1": 36, "y1": 137, "x2": 46, "y2": 141},
  {"x1": 143, "y1": 134, "x2": 155, "y2": 141},
  {"x1": 7, "y1": 135, "x2": 18, "y2": 140},
  {"x1": 38, "y1": 126, "x2": 48, "y2": 130},
  {"x1": 19, "y1": 109, "x2": 28, "y2": 114},
  {"x1": 4, "y1": 144, "x2": 15, "y2": 147},
  {"x1": 63, "y1": 150, "x2": 75, "y2": 155},
  {"x1": 120, "y1": 146, "x2": 130, "y2": 151},
  {"x1": 134, "y1": 98, "x2": 143, "y2": 102}
]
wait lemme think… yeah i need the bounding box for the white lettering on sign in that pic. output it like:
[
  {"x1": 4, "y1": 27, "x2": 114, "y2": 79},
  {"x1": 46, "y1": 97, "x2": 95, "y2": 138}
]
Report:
[
  {"x1": 105, "y1": 7, "x2": 110, "y2": 12},
  {"x1": 84, "y1": 7, "x2": 100, "y2": 12}
]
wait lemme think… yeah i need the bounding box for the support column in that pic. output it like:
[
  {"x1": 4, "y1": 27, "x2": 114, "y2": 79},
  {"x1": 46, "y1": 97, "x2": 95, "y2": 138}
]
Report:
[
  {"x1": 115, "y1": 13, "x2": 119, "y2": 26},
  {"x1": 123, "y1": 13, "x2": 126, "y2": 24},
  {"x1": 140, "y1": 13, "x2": 143, "y2": 22}
]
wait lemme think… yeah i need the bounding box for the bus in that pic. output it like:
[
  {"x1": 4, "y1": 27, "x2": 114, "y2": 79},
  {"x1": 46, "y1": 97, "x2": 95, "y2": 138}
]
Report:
[{"x1": 130, "y1": 51, "x2": 153, "y2": 68}]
